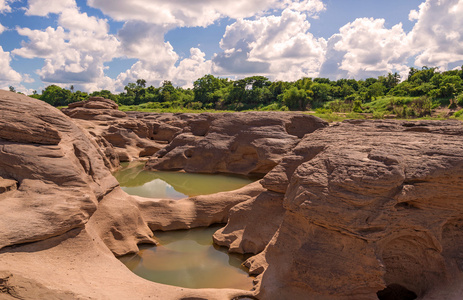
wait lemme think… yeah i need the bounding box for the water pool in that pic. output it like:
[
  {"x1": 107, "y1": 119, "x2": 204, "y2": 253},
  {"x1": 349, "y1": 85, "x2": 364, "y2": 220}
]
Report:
[
  {"x1": 114, "y1": 161, "x2": 256, "y2": 290},
  {"x1": 119, "y1": 225, "x2": 254, "y2": 290},
  {"x1": 113, "y1": 161, "x2": 256, "y2": 199}
]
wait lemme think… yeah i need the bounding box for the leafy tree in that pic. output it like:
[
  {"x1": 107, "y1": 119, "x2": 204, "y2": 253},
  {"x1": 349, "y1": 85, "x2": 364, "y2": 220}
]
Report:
[
  {"x1": 40, "y1": 85, "x2": 71, "y2": 106},
  {"x1": 282, "y1": 87, "x2": 310, "y2": 110},
  {"x1": 193, "y1": 74, "x2": 225, "y2": 104}
]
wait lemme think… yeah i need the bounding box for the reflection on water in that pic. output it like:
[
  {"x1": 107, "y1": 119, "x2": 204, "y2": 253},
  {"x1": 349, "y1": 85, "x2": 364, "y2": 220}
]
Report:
[
  {"x1": 113, "y1": 161, "x2": 256, "y2": 199},
  {"x1": 119, "y1": 225, "x2": 255, "y2": 290}
]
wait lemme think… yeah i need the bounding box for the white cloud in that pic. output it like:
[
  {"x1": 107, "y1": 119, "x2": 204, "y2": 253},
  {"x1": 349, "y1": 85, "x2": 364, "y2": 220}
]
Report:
[
  {"x1": 408, "y1": 9, "x2": 419, "y2": 21},
  {"x1": 87, "y1": 0, "x2": 326, "y2": 27},
  {"x1": 117, "y1": 21, "x2": 177, "y2": 63},
  {"x1": 283, "y1": 0, "x2": 326, "y2": 17},
  {"x1": 0, "y1": 23, "x2": 5, "y2": 34},
  {"x1": 115, "y1": 47, "x2": 212, "y2": 90},
  {"x1": 328, "y1": 17, "x2": 410, "y2": 78},
  {"x1": 26, "y1": 0, "x2": 75, "y2": 16},
  {"x1": 213, "y1": 8, "x2": 326, "y2": 80},
  {"x1": 14, "y1": 4, "x2": 120, "y2": 90},
  {"x1": 0, "y1": 46, "x2": 23, "y2": 85},
  {"x1": 408, "y1": 0, "x2": 463, "y2": 69},
  {"x1": 0, "y1": 0, "x2": 11, "y2": 13},
  {"x1": 171, "y1": 48, "x2": 213, "y2": 88}
]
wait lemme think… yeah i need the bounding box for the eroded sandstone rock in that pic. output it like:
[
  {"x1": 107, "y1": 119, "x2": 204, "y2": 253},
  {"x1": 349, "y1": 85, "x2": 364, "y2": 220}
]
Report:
[
  {"x1": 0, "y1": 177, "x2": 16, "y2": 194},
  {"x1": 249, "y1": 119, "x2": 463, "y2": 299},
  {"x1": 0, "y1": 91, "x2": 116, "y2": 249},
  {"x1": 62, "y1": 97, "x2": 163, "y2": 164},
  {"x1": 146, "y1": 112, "x2": 328, "y2": 175},
  {"x1": 213, "y1": 190, "x2": 285, "y2": 254},
  {"x1": 3, "y1": 90, "x2": 463, "y2": 300},
  {"x1": 0, "y1": 91, "x2": 258, "y2": 300}
]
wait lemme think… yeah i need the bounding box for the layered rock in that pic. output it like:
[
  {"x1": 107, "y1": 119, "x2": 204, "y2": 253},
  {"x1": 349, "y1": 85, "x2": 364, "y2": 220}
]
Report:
[
  {"x1": 3, "y1": 89, "x2": 463, "y2": 300},
  {"x1": 213, "y1": 191, "x2": 285, "y2": 254},
  {"x1": 0, "y1": 91, "x2": 123, "y2": 249},
  {"x1": 243, "y1": 120, "x2": 463, "y2": 300},
  {"x1": 0, "y1": 91, "x2": 255, "y2": 300},
  {"x1": 146, "y1": 112, "x2": 328, "y2": 175},
  {"x1": 62, "y1": 97, "x2": 164, "y2": 164}
]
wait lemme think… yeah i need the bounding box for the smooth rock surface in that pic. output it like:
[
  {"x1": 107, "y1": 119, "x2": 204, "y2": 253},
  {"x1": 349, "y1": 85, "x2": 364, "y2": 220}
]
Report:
[
  {"x1": 0, "y1": 91, "x2": 118, "y2": 249},
  {"x1": 213, "y1": 190, "x2": 285, "y2": 254}
]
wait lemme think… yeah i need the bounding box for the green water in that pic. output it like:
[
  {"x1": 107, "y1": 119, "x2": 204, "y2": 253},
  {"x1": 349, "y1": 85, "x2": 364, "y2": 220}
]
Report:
[
  {"x1": 119, "y1": 226, "x2": 255, "y2": 290},
  {"x1": 113, "y1": 161, "x2": 256, "y2": 199}
]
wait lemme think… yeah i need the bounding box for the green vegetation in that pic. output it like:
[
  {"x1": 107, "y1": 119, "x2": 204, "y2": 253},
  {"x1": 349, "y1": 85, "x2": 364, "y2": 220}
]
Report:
[{"x1": 20, "y1": 65, "x2": 463, "y2": 120}]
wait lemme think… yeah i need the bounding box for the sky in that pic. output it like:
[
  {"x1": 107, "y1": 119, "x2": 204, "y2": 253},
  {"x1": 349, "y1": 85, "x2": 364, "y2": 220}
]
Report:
[{"x1": 0, "y1": 0, "x2": 463, "y2": 94}]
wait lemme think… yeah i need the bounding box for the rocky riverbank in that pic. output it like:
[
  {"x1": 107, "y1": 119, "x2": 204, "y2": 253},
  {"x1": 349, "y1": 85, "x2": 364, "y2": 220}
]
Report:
[{"x1": 1, "y1": 91, "x2": 463, "y2": 299}]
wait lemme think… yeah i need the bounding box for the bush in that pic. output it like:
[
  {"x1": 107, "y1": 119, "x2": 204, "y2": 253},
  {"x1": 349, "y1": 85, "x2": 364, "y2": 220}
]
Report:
[
  {"x1": 352, "y1": 100, "x2": 363, "y2": 113},
  {"x1": 315, "y1": 107, "x2": 332, "y2": 114},
  {"x1": 328, "y1": 100, "x2": 352, "y2": 113},
  {"x1": 454, "y1": 109, "x2": 463, "y2": 118},
  {"x1": 456, "y1": 93, "x2": 463, "y2": 106},
  {"x1": 259, "y1": 102, "x2": 287, "y2": 111}
]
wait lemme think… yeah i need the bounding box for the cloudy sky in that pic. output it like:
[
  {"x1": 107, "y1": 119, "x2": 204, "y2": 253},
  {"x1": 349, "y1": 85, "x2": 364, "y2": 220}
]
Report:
[{"x1": 1, "y1": 0, "x2": 463, "y2": 94}]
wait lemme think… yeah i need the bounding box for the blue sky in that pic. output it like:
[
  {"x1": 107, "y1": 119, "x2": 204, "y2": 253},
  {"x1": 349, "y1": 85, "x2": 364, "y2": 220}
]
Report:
[{"x1": 0, "y1": 0, "x2": 462, "y2": 94}]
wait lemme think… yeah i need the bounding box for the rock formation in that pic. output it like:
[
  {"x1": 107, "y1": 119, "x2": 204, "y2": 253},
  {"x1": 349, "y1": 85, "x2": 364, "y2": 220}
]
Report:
[
  {"x1": 2, "y1": 90, "x2": 463, "y2": 300},
  {"x1": 239, "y1": 120, "x2": 463, "y2": 300},
  {"x1": 62, "y1": 97, "x2": 164, "y2": 165},
  {"x1": 0, "y1": 91, "x2": 254, "y2": 300},
  {"x1": 146, "y1": 112, "x2": 328, "y2": 175}
]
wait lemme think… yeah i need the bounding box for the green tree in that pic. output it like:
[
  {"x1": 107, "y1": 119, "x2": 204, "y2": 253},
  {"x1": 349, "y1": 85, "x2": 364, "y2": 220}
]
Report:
[
  {"x1": 40, "y1": 85, "x2": 71, "y2": 106},
  {"x1": 282, "y1": 87, "x2": 310, "y2": 110},
  {"x1": 193, "y1": 74, "x2": 225, "y2": 104}
]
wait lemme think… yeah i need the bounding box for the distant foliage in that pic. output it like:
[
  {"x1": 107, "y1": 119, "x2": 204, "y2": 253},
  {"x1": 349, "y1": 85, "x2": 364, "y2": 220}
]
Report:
[{"x1": 29, "y1": 65, "x2": 463, "y2": 117}]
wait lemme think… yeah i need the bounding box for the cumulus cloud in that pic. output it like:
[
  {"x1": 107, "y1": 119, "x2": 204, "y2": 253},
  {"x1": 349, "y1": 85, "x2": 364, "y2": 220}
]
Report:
[
  {"x1": 117, "y1": 21, "x2": 177, "y2": 64},
  {"x1": 171, "y1": 48, "x2": 213, "y2": 88},
  {"x1": 0, "y1": 46, "x2": 23, "y2": 86},
  {"x1": 0, "y1": 0, "x2": 11, "y2": 13},
  {"x1": 14, "y1": 1, "x2": 120, "y2": 91},
  {"x1": 323, "y1": 18, "x2": 410, "y2": 79},
  {"x1": 0, "y1": 19, "x2": 24, "y2": 90},
  {"x1": 408, "y1": 0, "x2": 463, "y2": 68},
  {"x1": 213, "y1": 8, "x2": 326, "y2": 80},
  {"x1": 116, "y1": 47, "x2": 212, "y2": 89},
  {"x1": 283, "y1": 0, "x2": 326, "y2": 17},
  {"x1": 25, "y1": 0, "x2": 75, "y2": 16},
  {"x1": 88, "y1": 0, "x2": 326, "y2": 27}
]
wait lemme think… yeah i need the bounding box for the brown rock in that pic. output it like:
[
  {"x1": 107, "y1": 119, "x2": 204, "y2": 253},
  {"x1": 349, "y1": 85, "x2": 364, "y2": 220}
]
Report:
[
  {"x1": 146, "y1": 112, "x2": 328, "y2": 175},
  {"x1": 256, "y1": 119, "x2": 463, "y2": 299},
  {"x1": 213, "y1": 191, "x2": 285, "y2": 254},
  {"x1": 87, "y1": 187, "x2": 156, "y2": 256},
  {"x1": 0, "y1": 225, "x2": 255, "y2": 300},
  {"x1": 0, "y1": 91, "x2": 143, "y2": 256},
  {"x1": 136, "y1": 181, "x2": 266, "y2": 231},
  {"x1": 0, "y1": 177, "x2": 16, "y2": 193},
  {"x1": 0, "y1": 90, "x2": 258, "y2": 300},
  {"x1": 63, "y1": 103, "x2": 164, "y2": 163}
]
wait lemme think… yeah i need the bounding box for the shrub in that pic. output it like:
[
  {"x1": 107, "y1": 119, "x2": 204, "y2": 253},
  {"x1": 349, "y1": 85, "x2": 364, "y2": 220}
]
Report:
[
  {"x1": 456, "y1": 93, "x2": 463, "y2": 106},
  {"x1": 454, "y1": 109, "x2": 463, "y2": 118}
]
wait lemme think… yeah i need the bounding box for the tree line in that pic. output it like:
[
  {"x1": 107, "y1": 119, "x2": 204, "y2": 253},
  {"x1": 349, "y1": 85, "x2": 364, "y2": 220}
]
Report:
[{"x1": 25, "y1": 66, "x2": 463, "y2": 112}]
